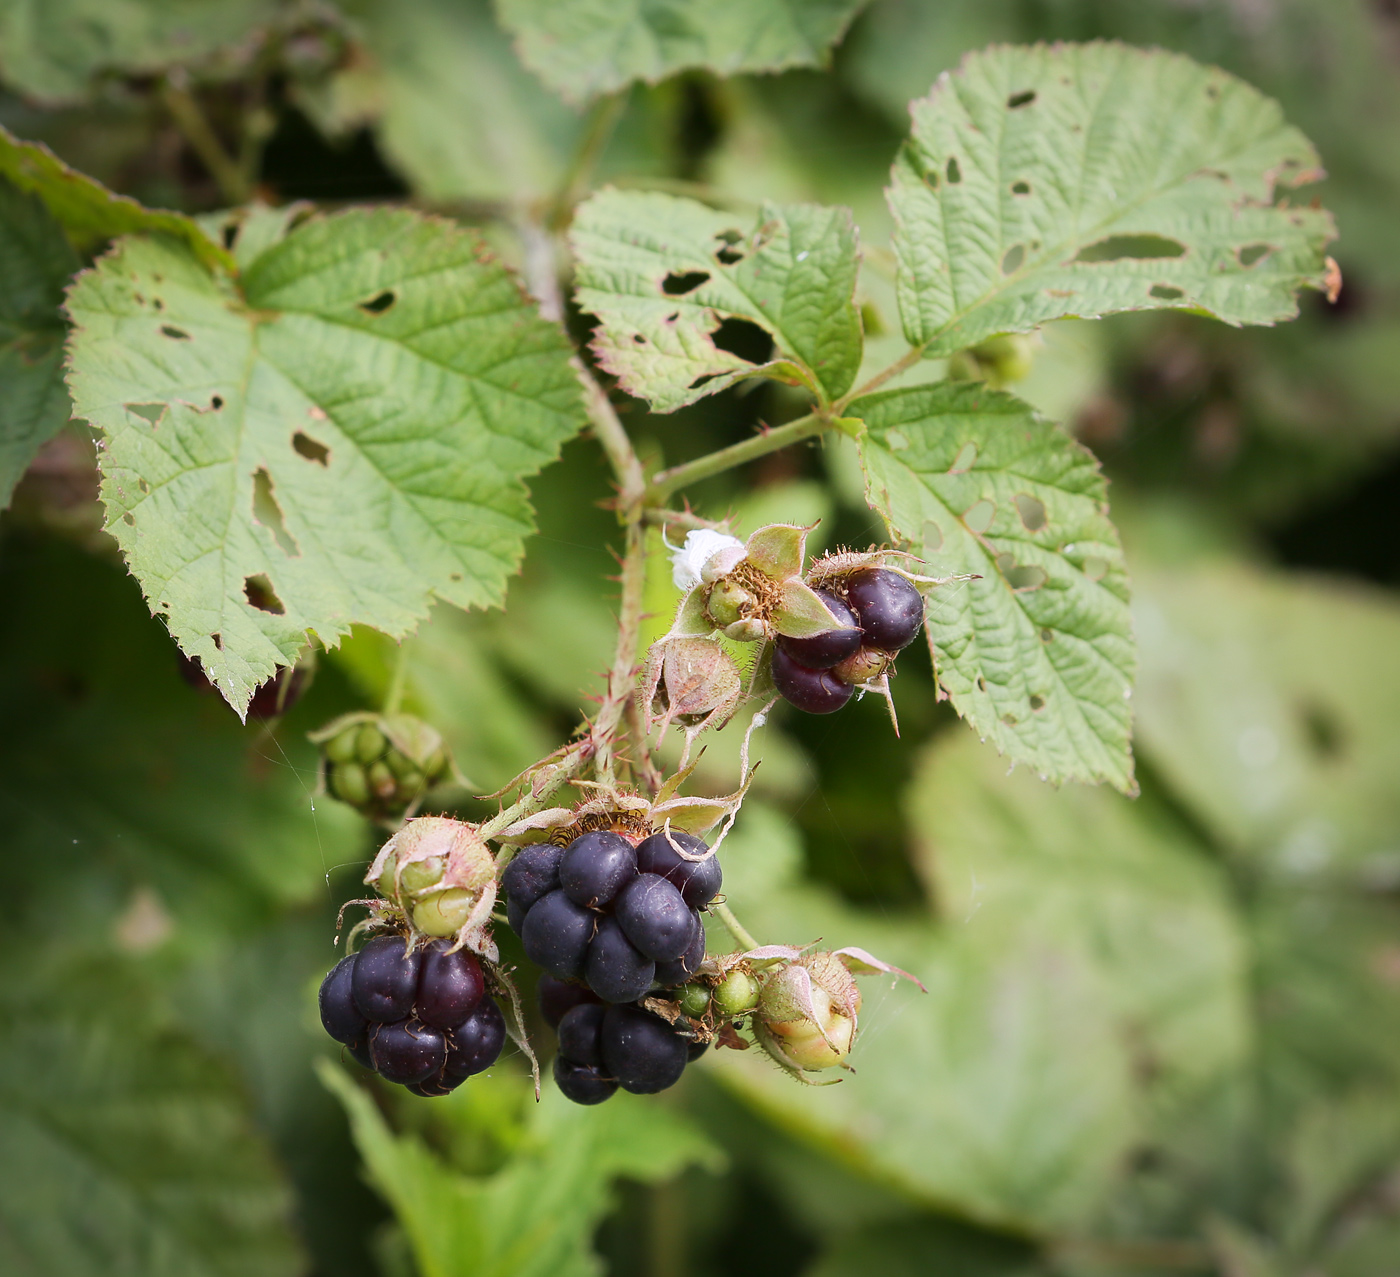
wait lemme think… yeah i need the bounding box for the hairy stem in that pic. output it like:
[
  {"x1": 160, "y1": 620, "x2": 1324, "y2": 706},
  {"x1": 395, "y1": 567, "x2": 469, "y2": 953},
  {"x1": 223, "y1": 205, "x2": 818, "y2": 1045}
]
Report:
[
  {"x1": 836, "y1": 343, "x2": 928, "y2": 409},
  {"x1": 593, "y1": 518, "x2": 647, "y2": 786},
  {"x1": 713, "y1": 900, "x2": 760, "y2": 952},
  {"x1": 549, "y1": 90, "x2": 627, "y2": 228},
  {"x1": 640, "y1": 506, "x2": 731, "y2": 534},
  {"x1": 645, "y1": 411, "x2": 823, "y2": 501},
  {"x1": 160, "y1": 80, "x2": 251, "y2": 205},
  {"x1": 382, "y1": 644, "x2": 410, "y2": 716},
  {"x1": 480, "y1": 742, "x2": 590, "y2": 845}
]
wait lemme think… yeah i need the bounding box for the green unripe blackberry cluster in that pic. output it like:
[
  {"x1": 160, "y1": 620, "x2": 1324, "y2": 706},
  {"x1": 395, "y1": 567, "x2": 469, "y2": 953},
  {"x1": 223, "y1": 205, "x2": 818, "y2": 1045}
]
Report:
[{"x1": 313, "y1": 712, "x2": 451, "y2": 823}]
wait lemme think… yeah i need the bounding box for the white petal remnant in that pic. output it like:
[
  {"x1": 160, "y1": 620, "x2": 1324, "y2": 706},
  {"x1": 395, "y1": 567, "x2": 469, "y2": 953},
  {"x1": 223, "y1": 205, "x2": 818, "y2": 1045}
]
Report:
[{"x1": 670, "y1": 529, "x2": 745, "y2": 592}]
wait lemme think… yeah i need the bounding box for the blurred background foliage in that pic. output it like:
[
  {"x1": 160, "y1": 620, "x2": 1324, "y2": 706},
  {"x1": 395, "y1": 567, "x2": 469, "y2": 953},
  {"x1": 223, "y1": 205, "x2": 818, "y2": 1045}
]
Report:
[{"x1": 2, "y1": 1, "x2": 1400, "y2": 1274}]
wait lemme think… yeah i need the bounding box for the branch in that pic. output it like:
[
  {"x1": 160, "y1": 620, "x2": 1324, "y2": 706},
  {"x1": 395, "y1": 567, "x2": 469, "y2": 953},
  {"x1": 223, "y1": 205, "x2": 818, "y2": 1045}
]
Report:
[
  {"x1": 160, "y1": 78, "x2": 250, "y2": 206},
  {"x1": 645, "y1": 412, "x2": 824, "y2": 502},
  {"x1": 713, "y1": 901, "x2": 760, "y2": 952}
]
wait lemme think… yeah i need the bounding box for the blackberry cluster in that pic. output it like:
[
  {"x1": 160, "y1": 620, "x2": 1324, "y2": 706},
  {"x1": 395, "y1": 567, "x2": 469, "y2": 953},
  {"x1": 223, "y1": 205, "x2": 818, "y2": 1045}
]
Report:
[
  {"x1": 773, "y1": 568, "x2": 925, "y2": 714},
  {"x1": 319, "y1": 935, "x2": 504, "y2": 1097},
  {"x1": 504, "y1": 829, "x2": 720, "y2": 1004},
  {"x1": 322, "y1": 721, "x2": 448, "y2": 821},
  {"x1": 539, "y1": 976, "x2": 707, "y2": 1105}
]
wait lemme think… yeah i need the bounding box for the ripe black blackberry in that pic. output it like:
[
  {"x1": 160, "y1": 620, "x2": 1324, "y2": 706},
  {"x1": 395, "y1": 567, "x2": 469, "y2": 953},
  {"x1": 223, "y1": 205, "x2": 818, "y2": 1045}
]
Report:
[
  {"x1": 504, "y1": 829, "x2": 719, "y2": 1003},
  {"x1": 549, "y1": 1001, "x2": 697, "y2": 1105},
  {"x1": 318, "y1": 935, "x2": 504, "y2": 1096}
]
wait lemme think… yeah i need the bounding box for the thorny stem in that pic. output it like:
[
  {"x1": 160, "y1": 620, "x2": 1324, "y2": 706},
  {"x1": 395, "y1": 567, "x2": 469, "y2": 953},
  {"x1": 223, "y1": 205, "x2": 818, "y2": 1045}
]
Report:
[
  {"x1": 645, "y1": 411, "x2": 824, "y2": 501},
  {"x1": 641, "y1": 506, "x2": 730, "y2": 535},
  {"x1": 835, "y1": 342, "x2": 927, "y2": 409},
  {"x1": 160, "y1": 79, "x2": 251, "y2": 206},
  {"x1": 382, "y1": 644, "x2": 410, "y2": 716},
  {"x1": 480, "y1": 742, "x2": 590, "y2": 844},
  {"x1": 592, "y1": 518, "x2": 647, "y2": 786},
  {"x1": 713, "y1": 900, "x2": 760, "y2": 952}
]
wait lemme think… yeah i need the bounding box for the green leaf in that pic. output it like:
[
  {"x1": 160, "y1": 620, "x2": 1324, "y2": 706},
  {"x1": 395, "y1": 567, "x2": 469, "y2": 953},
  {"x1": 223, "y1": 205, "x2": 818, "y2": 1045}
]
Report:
[
  {"x1": 1132, "y1": 564, "x2": 1400, "y2": 882},
  {"x1": 0, "y1": 177, "x2": 77, "y2": 507},
  {"x1": 888, "y1": 42, "x2": 1335, "y2": 356},
  {"x1": 495, "y1": 0, "x2": 868, "y2": 105},
  {"x1": 809, "y1": 1218, "x2": 1042, "y2": 1277},
  {"x1": 853, "y1": 380, "x2": 1136, "y2": 791},
  {"x1": 0, "y1": 947, "x2": 302, "y2": 1277},
  {"x1": 572, "y1": 188, "x2": 863, "y2": 411},
  {"x1": 0, "y1": 124, "x2": 232, "y2": 270},
  {"x1": 320, "y1": 1063, "x2": 723, "y2": 1277},
  {"x1": 0, "y1": 0, "x2": 277, "y2": 104},
  {"x1": 65, "y1": 207, "x2": 587, "y2": 717}
]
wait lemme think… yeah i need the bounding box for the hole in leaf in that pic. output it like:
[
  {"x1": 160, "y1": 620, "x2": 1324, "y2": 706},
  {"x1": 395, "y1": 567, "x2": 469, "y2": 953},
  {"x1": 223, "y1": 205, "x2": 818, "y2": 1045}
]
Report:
[
  {"x1": 1082, "y1": 556, "x2": 1108, "y2": 581},
  {"x1": 885, "y1": 428, "x2": 909, "y2": 451},
  {"x1": 1001, "y1": 713, "x2": 1018, "y2": 726},
  {"x1": 137, "y1": 478, "x2": 150, "y2": 494},
  {"x1": 977, "y1": 676, "x2": 988, "y2": 691},
  {"x1": 1150, "y1": 284, "x2": 1185, "y2": 300},
  {"x1": 244, "y1": 573, "x2": 285, "y2": 615},
  {"x1": 963, "y1": 499, "x2": 995, "y2": 534},
  {"x1": 1006, "y1": 563, "x2": 1047, "y2": 590},
  {"x1": 715, "y1": 247, "x2": 744, "y2": 265},
  {"x1": 663, "y1": 271, "x2": 710, "y2": 296},
  {"x1": 923, "y1": 169, "x2": 940, "y2": 192},
  {"x1": 711, "y1": 317, "x2": 773, "y2": 363},
  {"x1": 1029, "y1": 693, "x2": 1046, "y2": 711},
  {"x1": 292, "y1": 431, "x2": 330, "y2": 465},
  {"x1": 160, "y1": 325, "x2": 190, "y2": 340},
  {"x1": 211, "y1": 633, "x2": 222, "y2": 649},
  {"x1": 152, "y1": 298, "x2": 164, "y2": 310},
  {"x1": 1238, "y1": 243, "x2": 1273, "y2": 268},
  {"x1": 359, "y1": 290, "x2": 396, "y2": 315},
  {"x1": 1074, "y1": 235, "x2": 1187, "y2": 263},
  {"x1": 1007, "y1": 90, "x2": 1036, "y2": 108},
  {"x1": 122, "y1": 511, "x2": 135, "y2": 526},
  {"x1": 689, "y1": 373, "x2": 720, "y2": 390},
  {"x1": 713, "y1": 230, "x2": 745, "y2": 265},
  {"x1": 210, "y1": 394, "x2": 224, "y2": 410},
  {"x1": 125, "y1": 402, "x2": 165, "y2": 427},
  {"x1": 949, "y1": 441, "x2": 978, "y2": 473},
  {"x1": 1001, "y1": 244, "x2": 1025, "y2": 274},
  {"x1": 221, "y1": 221, "x2": 238, "y2": 249},
  {"x1": 633, "y1": 333, "x2": 646, "y2": 343},
  {"x1": 1040, "y1": 627, "x2": 1053, "y2": 643},
  {"x1": 1206, "y1": 83, "x2": 1220, "y2": 99},
  {"x1": 1014, "y1": 493, "x2": 1047, "y2": 530},
  {"x1": 1011, "y1": 180, "x2": 1031, "y2": 195},
  {"x1": 945, "y1": 157, "x2": 962, "y2": 184},
  {"x1": 1299, "y1": 701, "x2": 1345, "y2": 760},
  {"x1": 252, "y1": 467, "x2": 300, "y2": 557},
  {"x1": 449, "y1": 572, "x2": 463, "y2": 582},
  {"x1": 921, "y1": 519, "x2": 943, "y2": 551}
]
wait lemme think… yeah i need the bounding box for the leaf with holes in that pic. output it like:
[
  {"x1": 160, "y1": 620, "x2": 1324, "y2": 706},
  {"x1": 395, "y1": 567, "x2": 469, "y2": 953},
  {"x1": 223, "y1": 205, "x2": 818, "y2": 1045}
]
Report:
[
  {"x1": 853, "y1": 380, "x2": 1135, "y2": 791},
  {"x1": 572, "y1": 189, "x2": 862, "y2": 412},
  {"x1": 496, "y1": 0, "x2": 867, "y2": 104},
  {"x1": 65, "y1": 207, "x2": 587, "y2": 717},
  {"x1": 889, "y1": 42, "x2": 1336, "y2": 356},
  {"x1": 0, "y1": 125, "x2": 231, "y2": 270},
  {"x1": 0, "y1": 178, "x2": 78, "y2": 507}
]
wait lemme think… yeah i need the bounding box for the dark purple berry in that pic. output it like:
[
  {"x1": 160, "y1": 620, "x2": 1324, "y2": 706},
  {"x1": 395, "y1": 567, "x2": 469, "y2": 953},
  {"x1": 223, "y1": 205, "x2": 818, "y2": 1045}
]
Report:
[
  {"x1": 615, "y1": 874, "x2": 695, "y2": 962},
  {"x1": 319, "y1": 955, "x2": 368, "y2": 1045},
  {"x1": 585, "y1": 916, "x2": 656, "y2": 1003},
  {"x1": 686, "y1": 1039, "x2": 710, "y2": 1063},
  {"x1": 370, "y1": 1019, "x2": 446, "y2": 1085},
  {"x1": 771, "y1": 645, "x2": 854, "y2": 715},
  {"x1": 407, "y1": 1072, "x2": 462, "y2": 1097},
  {"x1": 655, "y1": 914, "x2": 706, "y2": 986},
  {"x1": 777, "y1": 589, "x2": 862, "y2": 669},
  {"x1": 553, "y1": 1055, "x2": 618, "y2": 1105},
  {"x1": 507, "y1": 894, "x2": 529, "y2": 935},
  {"x1": 416, "y1": 941, "x2": 485, "y2": 1028},
  {"x1": 501, "y1": 843, "x2": 563, "y2": 910},
  {"x1": 537, "y1": 976, "x2": 601, "y2": 1029},
  {"x1": 634, "y1": 830, "x2": 722, "y2": 911},
  {"x1": 351, "y1": 935, "x2": 421, "y2": 1023},
  {"x1": 556, "y1": 1002, "x2": 607, "y2": 1068},
  {"x1": 444, "y1": 998, "x2": 506, "y2": 1079},
  {"x1": 602, "y1": 1005, "x2": 689, "y2": 1094},
  {"x1": 559, "y1": 831, "x2": 637, "y2": 908},
  {"x1": 522, "y1": 889, "x2": 597, "y2": 980},
  {"x1": 843, "y1": 568, "x2": 924, "y2": 651},
  {"x1": 348, "y1": 1040, "x2": 374, "y2": 1070}
]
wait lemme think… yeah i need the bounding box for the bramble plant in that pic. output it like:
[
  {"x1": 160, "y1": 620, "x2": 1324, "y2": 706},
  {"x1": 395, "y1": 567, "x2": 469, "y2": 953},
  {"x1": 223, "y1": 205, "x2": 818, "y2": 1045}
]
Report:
[{"x1": 7, "y1": 2, "x2": 1387, "y2": 1273}]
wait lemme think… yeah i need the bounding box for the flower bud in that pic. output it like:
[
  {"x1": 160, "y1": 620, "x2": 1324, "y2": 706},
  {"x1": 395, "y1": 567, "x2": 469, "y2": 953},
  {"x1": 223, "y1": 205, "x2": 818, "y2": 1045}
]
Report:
[
  {"x1": 704, "y1": 578, "x2": 755, "y2": 629},
  {"x1": 713, "y1": 968, "x2": 759, "y2": 1017},
  {"x1": 756, "y1": 952, "x2": 861, "y2": 1072}
]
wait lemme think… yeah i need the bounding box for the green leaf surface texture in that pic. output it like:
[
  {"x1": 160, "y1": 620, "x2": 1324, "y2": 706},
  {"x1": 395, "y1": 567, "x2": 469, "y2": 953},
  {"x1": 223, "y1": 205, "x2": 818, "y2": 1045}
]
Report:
[
  {"x1": 322, "y1": 1064, "x2": 722, "y2": 1277},
  {"x1": 854, "y1": 380, "x2": 1135, "y2": 790},
  {"x1": 0, "y1": 950, "x2": 301, "y2": 1277},
  {"x1": 65, "y1": 207, "x2": 587, "y2": 716},
  {"x1": 889, "y1": 42, "x2": 1335, "y2": 355},
  {"x1": 572, "y1": 188, "x2": 862, "y2": 411},
  {"x1": 0, "y1": 177, "x2": 77, "y2": 506},
  {"x1": 0, "y1": 124, "x2": 230, "y2": 269},
  {"x1": 495, "y1": 0, "x2": 867, "y2": 104},
  {"x1": 0, "y1": 0, "x2": 277, "y2": 104},
  {"x1": 711, "y1": 787, "x2": 1243, "y2": 1235}
]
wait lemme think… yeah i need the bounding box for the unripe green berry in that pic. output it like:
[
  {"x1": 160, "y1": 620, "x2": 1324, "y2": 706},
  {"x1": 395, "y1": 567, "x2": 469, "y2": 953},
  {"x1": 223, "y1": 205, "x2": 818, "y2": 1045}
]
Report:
[
  {"x1": 355, "y1": 724, "x2": 387, "y2": 764},
  {"x1": 422, "y1": 746, "x2": 447, "y2": 779},
  {"x1": 330, "y1": 761, "x2": 369, "y2": 806},
  {"x1": 678, "y1": 983, "x2": 711, "y2": 1018},
  {"x1": 324, "y1": 728, "x2": 360, "y2": 764},
  {"x1": 375, "y1": 852, "x2": 399, "y2": 896},
  {"x1": 395, "y1": 770, "x2": 426, "y2": 803},
  {"x1": 705, "y1": 579, "x2": 754, "y2": 629},
  {"x1": 384, "y1": 747, "x2": 417, "y2": 781},
  {"x1": 713, "y1": 969, "x2": 760, "y2": 1017},
  {"x1": 413, "y1": 888, "x2": 473, "y2": 936},
  {"x1": 832, "y1": 646, "x2": 893, "y2": 686},
  {"x1": 399, "y1": 854, "x2": 444, "y2": 894},
  {"x1": 367, "y1": 760, "x2": 397, "y2": 801}
]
